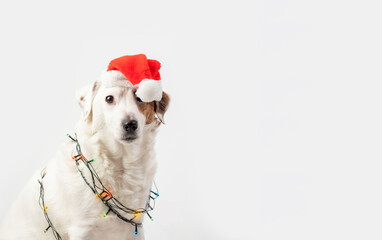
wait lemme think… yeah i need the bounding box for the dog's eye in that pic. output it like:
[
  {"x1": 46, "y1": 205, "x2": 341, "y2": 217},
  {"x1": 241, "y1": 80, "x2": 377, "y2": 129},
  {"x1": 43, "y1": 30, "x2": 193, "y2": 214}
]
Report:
[
  {"x1": 136, "y1": 97, "x2": 143, "y2": 103},
  {"x1": 105, "y1": 95, "x2": 114, "y2": 104}
]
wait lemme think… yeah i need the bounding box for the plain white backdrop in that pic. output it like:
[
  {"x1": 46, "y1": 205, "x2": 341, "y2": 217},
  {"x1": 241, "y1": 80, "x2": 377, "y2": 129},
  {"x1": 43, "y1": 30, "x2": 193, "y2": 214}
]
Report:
[{"x1": 1, "y1": 0, "x2": 382, "y2": 239}]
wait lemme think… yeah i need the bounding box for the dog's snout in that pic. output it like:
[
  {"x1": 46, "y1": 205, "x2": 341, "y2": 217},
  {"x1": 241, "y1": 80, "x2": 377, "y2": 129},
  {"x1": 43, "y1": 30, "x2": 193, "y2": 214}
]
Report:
[{"x1": 123, "y1": 120, "x2": 138, "y2": 133}]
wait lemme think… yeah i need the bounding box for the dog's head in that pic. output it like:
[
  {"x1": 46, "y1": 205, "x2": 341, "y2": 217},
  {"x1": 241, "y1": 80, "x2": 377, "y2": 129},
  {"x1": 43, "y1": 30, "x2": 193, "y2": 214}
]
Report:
[{"x1": 76, "y1": 81, "x2": 170, "y2": 145}]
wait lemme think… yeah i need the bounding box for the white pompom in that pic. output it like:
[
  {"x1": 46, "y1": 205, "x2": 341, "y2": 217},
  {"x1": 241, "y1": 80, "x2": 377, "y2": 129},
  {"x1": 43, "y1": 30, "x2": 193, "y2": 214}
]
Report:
[{"x1": 136, "y1": 79, "x2": 163, "y2": 102}]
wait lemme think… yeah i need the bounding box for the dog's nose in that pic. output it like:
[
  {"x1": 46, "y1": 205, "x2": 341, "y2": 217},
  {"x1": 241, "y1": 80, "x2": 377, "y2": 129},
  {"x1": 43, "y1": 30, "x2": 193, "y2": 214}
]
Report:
[{"x1": 122, "y1": 120, "x2": 138, "y2": 133}]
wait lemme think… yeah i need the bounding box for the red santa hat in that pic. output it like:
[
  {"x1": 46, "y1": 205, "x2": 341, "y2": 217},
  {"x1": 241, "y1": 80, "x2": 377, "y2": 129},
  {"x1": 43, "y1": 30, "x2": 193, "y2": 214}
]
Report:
[{"x1": 100, "y1": 54, "x2": 163, "y2": 102}]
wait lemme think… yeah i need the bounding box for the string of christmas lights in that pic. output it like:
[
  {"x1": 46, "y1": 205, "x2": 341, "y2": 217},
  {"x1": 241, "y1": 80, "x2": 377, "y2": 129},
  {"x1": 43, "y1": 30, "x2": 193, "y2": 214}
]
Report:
[
  {"x1": 38, "y1": 134, "x2": 159, "y2": 239},
  {"x1": 38, "y1": 169, "x2": 63, "y2": 240}
]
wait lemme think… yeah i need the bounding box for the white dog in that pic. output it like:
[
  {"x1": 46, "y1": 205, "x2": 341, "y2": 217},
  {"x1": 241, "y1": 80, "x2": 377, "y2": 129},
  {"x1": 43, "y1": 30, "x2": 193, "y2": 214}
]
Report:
[{"x1": 0, "y1": 79, "x2": 170, "y2": 240}]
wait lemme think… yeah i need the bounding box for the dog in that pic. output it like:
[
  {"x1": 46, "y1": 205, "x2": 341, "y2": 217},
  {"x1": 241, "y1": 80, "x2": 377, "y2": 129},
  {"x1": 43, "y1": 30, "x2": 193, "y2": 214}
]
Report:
[{"x1": 0, "y1": 77, "x2": 170, "y2": 239}]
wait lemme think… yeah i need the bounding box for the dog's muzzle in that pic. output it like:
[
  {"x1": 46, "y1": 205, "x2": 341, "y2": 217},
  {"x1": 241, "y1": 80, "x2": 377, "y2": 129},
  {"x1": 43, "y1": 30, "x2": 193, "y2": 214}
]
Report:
[{"x1": 122, "y1": 120, "x2": 138, "y2": 141}]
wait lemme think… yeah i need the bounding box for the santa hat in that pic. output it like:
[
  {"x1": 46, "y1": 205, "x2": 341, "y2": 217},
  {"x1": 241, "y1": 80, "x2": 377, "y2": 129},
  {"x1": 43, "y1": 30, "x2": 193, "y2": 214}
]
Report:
[{"x1": 100, "y1": 54, "x2": 162, "y2": 102}]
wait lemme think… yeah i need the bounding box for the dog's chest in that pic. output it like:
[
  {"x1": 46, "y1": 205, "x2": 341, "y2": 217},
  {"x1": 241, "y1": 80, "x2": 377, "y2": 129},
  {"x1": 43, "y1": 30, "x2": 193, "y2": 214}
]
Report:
[
  {"x1": 79, "y1": 215, "x2": 139, "y2": 240},
  {"x1": 71, "y1": 159, "x2": 155, "y2": 238},
  {"x1": 74, "y1": 179, "x2": 149, "y2": 240},
  {"x1": 97, "y1": 160, "x2": 156, "y2": 208}
]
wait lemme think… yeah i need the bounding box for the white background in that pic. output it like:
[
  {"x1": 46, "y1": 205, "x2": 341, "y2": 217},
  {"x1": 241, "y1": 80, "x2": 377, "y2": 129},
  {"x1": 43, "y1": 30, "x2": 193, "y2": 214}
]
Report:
[{"x1": 0, "y1": 0, "x2": 382, "y2": 239}]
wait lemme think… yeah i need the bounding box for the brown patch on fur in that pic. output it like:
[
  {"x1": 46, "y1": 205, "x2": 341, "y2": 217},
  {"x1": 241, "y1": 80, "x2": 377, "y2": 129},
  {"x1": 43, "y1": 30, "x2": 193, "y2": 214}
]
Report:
[
  {"x1": 156, "y1": 92, "x2": 170, "y2": 113},
  {"x1": 155, "y1": 92, "x2": 170, "y2": 123},
  {"x1": 137, "y1": 101, "x2": 157, "y2": 124},
  {"x1": 136, "y1": 91, "x2": 170, "y2": 125}
]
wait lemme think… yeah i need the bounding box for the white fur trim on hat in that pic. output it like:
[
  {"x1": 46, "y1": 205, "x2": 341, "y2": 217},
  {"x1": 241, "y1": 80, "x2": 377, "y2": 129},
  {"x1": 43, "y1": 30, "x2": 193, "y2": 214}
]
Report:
[
  {"x1": 100, "y1": 70, "x2": 133, "y2": 88},
  {"x1": 135, "y1": 79, "x2": 163, "y2": 102}
]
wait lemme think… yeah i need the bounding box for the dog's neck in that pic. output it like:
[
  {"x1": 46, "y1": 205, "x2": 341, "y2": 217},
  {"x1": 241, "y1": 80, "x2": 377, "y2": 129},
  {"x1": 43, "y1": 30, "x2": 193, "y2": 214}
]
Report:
[{"x1": 73, "y1": 122, "x2": 159, "y2": 210}]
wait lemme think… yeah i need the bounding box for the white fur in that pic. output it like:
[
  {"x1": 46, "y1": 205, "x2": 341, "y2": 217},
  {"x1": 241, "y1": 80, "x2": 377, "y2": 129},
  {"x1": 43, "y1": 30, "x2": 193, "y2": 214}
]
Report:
[{"x1": 0, "y1": 81, "x2": 164, "y2": 240}]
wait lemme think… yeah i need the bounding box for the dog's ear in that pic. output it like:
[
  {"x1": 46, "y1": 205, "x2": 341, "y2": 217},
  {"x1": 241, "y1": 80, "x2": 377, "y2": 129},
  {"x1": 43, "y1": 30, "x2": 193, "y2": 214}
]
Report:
[
  {"x1": 155, "y1": 91, "x2": 170, "y2": 124},
  {"x1": 76, "y1": 81, "x2": 100, "y2": 122}
]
